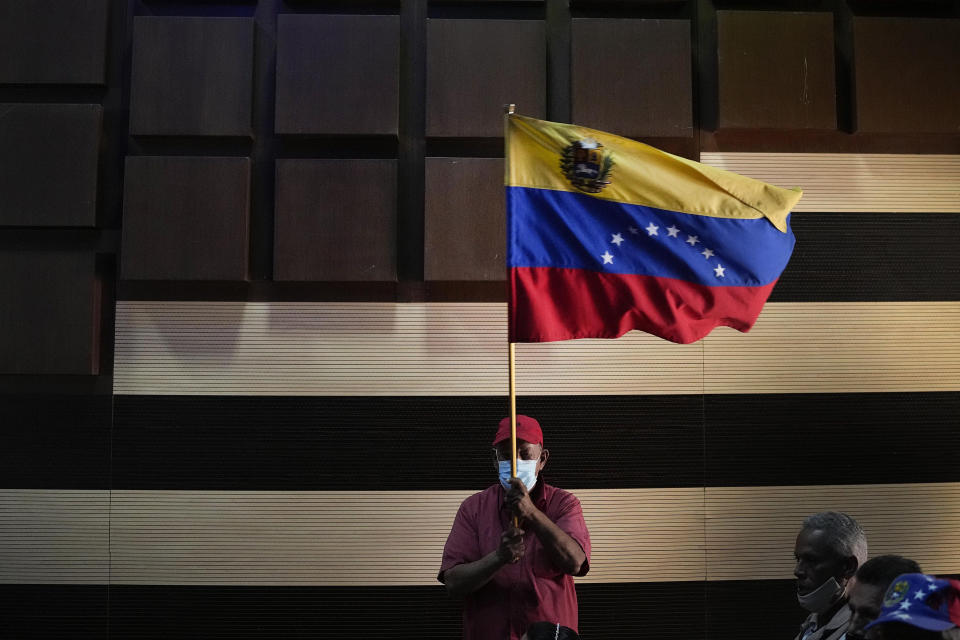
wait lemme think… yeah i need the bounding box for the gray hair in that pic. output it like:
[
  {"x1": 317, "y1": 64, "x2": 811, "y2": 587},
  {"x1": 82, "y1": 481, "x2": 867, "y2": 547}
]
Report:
[{"x1": 802, "y1": 511, "x2": 868, "y2": 566}]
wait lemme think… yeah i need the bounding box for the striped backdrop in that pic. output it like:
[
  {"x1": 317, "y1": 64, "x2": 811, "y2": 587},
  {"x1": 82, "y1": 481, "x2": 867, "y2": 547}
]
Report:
[{"x1": 3, "y1": 153, "x2": 959, "y2": 638}]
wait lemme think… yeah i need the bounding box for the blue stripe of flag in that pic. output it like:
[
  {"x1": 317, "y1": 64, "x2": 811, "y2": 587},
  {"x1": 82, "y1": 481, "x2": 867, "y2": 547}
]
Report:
[{"x1": 508, "y1": 186, "x2": 795, "y2": 288}]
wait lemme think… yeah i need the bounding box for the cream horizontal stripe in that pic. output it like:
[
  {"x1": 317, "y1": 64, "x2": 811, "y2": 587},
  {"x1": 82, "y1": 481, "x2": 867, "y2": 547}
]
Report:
[
  {"x1": 0, "y1": 490, "x2": 109, "y2": 584},
  {"x1": 113, "y1": 301, "x2": 960, "y2": 396},
  {"x1": 705, "y1": 483, "x2": 960, "y2": 580},
  {"x1": 699, "y1": 153, "x2": 960, "y2": 213},
  {"x1": 113, "y1": 301, "x2": 703, "y2": 396},
  {"x1": 3, "y1": 484, "x2": 959, "y2": 585},
  {"x1": 704, "y1": 301, "x2": 960, "y2": 394},
  {"x1": 107, "y1": 489, "x2": 705, "y2": 586}
]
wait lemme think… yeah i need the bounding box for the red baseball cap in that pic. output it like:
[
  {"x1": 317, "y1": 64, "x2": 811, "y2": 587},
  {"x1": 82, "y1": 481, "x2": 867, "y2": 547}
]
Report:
[{"x1": 492, "y1": 415, "x2": 543, "y2": 446}]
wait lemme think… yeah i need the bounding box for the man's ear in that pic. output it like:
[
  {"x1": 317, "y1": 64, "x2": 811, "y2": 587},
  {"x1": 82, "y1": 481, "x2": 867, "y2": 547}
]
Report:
[
  {"x1": 538, "y1": 448, "x2": 550, "y2": 472},
  {"x1": 841, "y1": 555, "x2": 859, "y2": 581}
]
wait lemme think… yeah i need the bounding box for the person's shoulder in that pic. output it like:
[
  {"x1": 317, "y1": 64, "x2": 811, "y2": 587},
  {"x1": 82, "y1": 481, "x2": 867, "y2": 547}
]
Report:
[
  {"x1": 544, "y1": 483, "x2": 578, "y2": 500},
  {"x1": 457, "y1": 484, "x2": 502, "y2": 511},
  {"x1": 543, "y1": 483, "x2": 583, "y2": 509},
  {"x1": 824, "y1": 602, "x2": 851, "y2": 631}
]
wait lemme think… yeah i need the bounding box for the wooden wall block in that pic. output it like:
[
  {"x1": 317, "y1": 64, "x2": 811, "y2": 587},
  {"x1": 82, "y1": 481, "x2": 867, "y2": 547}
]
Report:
[
  {"x1": 0, "y1": 251, "x2": 99, "y2": 375},
  {"x1": 717, "y1": 11, "x2": 836, "y2": 130},
  {"x1": 854, "y1": 17, "x2": 960, "y2": 133},
  {"x1": 275, "y1": 15, "x2": 399, "y2": 135},
  {"x1": 121, "y1": 156, "x2": 250, "y2": 281},
  {"x1": 427, "y1": 19, "x2": 546, "y2": 137},
  {"x1": 129, "y1": 17, "x2": 254, "y2": 136},
  {"x1": 425, "y1": 158, "x2": 505, "y2": 281},
  {"x1": 274, "y1": 160, "x2": 397, "y2": 281},
  {"x1": 572, "y1": 19, "x2": 692, "y2": 138},
  {"x1": 0, "y1": 104, "x2": 101, "y2": 227},
  {"x1": 0, "y1": 0, "x2": 109, "y2": 84}
]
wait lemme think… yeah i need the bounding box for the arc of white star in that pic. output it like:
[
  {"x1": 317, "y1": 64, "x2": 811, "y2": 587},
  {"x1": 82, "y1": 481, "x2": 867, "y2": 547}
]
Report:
[
  {"x1": 914, "y1": 591, "x2": 926, "y2": 600},
  {"x1": 701, "y1": 248, "x2": 715, "y2": 259},
  {"x1": 666, "y1": 225, "x2": 680, "y2": 238},
  {"x1": 645, "y1": 223, "x2": 659, "y2": 236},
  {"x1": 899, "y1": 602, "x2": 913, "y2": 610},
  {"x1": 601, "y1": 251, "x2": 614, "y2": 265},
  {"x1": 628, "y1": 226, "x2": 639, "y2": 235},
  {"x1": 895, "y1": 614, "x2": 912, "y2": 621},
  {"x1": 686, "y1": 234, "x2": 700, "y2": 246},
  {"x1": 714, "y1": 264, "x2": 725, "y2": 278},
  {"x1": 611, "y1": 233, "x2": 624, "y2": 246}
]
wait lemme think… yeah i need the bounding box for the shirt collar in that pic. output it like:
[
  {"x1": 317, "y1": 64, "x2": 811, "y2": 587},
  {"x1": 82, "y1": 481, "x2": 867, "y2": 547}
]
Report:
[{"x1": 801, "y1": 601, "x2": 852, "y2": 633}]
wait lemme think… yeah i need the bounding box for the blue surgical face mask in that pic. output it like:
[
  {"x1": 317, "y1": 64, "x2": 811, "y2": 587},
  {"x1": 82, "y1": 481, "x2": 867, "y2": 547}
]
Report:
[{"x1": 498, "y1": 459, "x2": 538, "y2": 491}]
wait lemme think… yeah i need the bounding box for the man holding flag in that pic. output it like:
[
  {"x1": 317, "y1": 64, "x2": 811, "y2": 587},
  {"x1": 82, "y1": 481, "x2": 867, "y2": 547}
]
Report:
[
  {"x1": 439, "y1": 112, "x2": 802, "y2": 638},
  {"x1": 438, "y1": 415, "x2": 591, "y2": 640}
]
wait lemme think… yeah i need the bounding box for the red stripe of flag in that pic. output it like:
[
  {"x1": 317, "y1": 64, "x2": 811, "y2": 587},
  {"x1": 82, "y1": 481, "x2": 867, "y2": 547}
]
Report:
[{"x1": 509, "y1": 266, "x2": 777, "y2": 344}]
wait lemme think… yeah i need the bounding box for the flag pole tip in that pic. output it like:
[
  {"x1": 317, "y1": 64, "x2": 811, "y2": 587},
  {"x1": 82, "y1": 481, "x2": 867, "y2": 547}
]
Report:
[{"x1": 504, "y1": 103, "x2": 516, "y2": 115}]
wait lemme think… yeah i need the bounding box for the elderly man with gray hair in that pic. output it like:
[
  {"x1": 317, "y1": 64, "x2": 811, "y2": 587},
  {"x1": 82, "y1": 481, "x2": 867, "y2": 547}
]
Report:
[{"x1": 794, "y1": 511, "x2": 869, "y2": 640}]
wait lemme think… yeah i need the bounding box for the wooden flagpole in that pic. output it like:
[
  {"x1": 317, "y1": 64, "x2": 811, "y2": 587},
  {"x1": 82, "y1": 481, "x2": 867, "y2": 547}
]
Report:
[{"x1": 505, "y1": 103, "x2": 519, "y2": 528}]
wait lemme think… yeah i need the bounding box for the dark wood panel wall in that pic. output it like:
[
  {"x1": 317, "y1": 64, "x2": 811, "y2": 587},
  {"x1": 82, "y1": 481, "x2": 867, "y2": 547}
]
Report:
[
  {"x1": 121, "y1": 156, "x2": 251, "y2": 280},
  {"x1": 426, "y1": 19, "x2": 547, "y2": 136},
  {"x1": 0, "y1": 0, "x2": 114, "y2": 380},
  {"x1": 1, "y1": 0, "x2": 958, "y2": 379},
  {"x1": 717, "y1": 11, "x2": 837, "y2": 130},
  {"x1": 0, "y1": 104, "x2": 102, "y2": 227},
  {"x1": 129, "y1": 16, "x2": 255, "y2": 136},
  {"x1": 571, "y1": 18, "x2": 693, "y2": 138},
  {"x1": 275, "y1": 15, "x2": 401, "y2": 135},
  {"x1": 275, "y1": 159, "x2": 397, "y2": 281},
  {"x1": 424, "y1": 157, "x2": 505, "y2": 280},
  {"x1": 853, "y1": 17, "x2": 960, "y2": 132},
  {"x1": 0, "y1": 0, "x2": 109, "y2": 84}
]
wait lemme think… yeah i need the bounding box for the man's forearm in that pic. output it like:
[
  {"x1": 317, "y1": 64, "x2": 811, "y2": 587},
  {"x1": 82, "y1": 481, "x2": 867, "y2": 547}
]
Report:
[
  {"x1": 526, "y1": 510, "x2": 586, "y2": 575},
  {"x1": 443, "y1": 550, "x2": 506, "y2": 598}
]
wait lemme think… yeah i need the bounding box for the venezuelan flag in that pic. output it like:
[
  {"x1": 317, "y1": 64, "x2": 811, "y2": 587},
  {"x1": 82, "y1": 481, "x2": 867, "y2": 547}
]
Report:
[{"x1": 507, "y1": 115, "x2": 803, "y2": 344}]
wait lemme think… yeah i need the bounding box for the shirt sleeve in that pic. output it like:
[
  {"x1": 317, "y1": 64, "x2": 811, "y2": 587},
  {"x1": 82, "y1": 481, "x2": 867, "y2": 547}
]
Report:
[
  {"x1": 437, "y1": 498, "x2": 480, "y2": 583},
  {"x1": 553, "y1": 491, "x2": 591, "y2": 577}
]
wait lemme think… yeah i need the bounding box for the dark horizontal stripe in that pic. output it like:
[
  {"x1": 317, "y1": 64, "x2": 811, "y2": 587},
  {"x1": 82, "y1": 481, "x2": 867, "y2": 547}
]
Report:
[
  {"x1": 0, "y1": 394, "x2": 111, "y2": 489},
  {"x1": 111, "y1": 392, "x2": 960, "y2": 491},
  {"x1": 11, "y1": 579, "x2": 960, "y2": 639},
  {"x1": 707, "y1": 579, "x2": 802, "y2": 640},
  {"x1": 772, "y1": 212, "x2": 960, "y2": 301},
  {"x1": 0, "y1": 585, "x2": 107, "y2": 639},
  {"x1": 0, "y1": 581, "x2": 813, "y2": 640},
  {"x1": 705, "y1": 391, "x2": 960, "y2": 486},
  {"x1": 112, "y1": 394, "x2": 706, "y2": 490},
  {"x1": 7, "y1": 391, "x2": 955, "y2": 490}
]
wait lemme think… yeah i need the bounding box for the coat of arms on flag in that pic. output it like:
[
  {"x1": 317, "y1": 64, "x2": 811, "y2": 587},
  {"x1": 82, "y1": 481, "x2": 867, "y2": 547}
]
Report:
[{"x1": 560, "y1": 138, "x2": 614, "y2": 194}]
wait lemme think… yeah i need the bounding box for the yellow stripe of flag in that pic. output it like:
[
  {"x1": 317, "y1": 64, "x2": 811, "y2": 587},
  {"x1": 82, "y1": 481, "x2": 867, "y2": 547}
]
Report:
[{"x1": 506, "y1": 115, "x2": 802, "y2": 233}]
